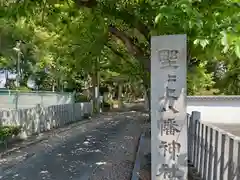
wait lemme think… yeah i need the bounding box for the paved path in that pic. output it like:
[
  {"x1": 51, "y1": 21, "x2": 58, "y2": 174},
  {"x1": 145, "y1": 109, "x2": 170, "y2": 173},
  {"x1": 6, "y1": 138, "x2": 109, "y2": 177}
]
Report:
[{"x1": 0, "y1": 111, "x2": 146, "y2": 180}]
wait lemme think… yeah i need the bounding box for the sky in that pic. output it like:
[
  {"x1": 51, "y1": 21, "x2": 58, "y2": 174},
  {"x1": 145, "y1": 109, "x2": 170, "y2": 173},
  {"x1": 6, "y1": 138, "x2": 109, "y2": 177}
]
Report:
[
  {"x1": 0, "y1": 70, "x2": 20, "y2": 88},
  {"x1": 0, "y1": 72, "x2": 6, "y2": 88},
  {"x1": 0, "y1": 69, "x2": 42, "y2": 89}
]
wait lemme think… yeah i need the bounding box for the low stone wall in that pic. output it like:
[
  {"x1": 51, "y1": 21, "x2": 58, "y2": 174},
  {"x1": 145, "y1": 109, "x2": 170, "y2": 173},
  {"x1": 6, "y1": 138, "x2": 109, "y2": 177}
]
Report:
[
  {"x1": 144, "y1": 96, "x2": 240, "y2": 124},
  {"x1": 187, "y1": 96, "x2": 240, "y2": 124},
  {"x1": 0, "y1": 102, "x2": 93, "y2": 139},
  {"x1": 0, "y1": 91, "x2": 74, "y2": 110}
]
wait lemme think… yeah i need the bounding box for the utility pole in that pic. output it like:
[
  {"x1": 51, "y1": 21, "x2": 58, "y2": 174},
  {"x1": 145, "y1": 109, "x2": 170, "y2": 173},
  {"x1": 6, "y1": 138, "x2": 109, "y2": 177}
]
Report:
[
  {"x1": 97, "y1": 62, "x2": 100, "y2": 112},
  {"x1": 13, "y1": 40, "x2": 22, "y2": 89},
  {"x1": 13, "y1": 40, "x2": 22, "y2": 110},
  {"x1": 92, "y1": 57, "x2": 100, "y2": 114}
]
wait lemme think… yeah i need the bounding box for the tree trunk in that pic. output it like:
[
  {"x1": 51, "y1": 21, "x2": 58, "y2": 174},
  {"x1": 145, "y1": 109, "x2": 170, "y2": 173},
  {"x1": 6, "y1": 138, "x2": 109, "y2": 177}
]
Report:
[
  {"x1": 144, "y1": 83, "x2": 150, "y2": 110},
  {"x1": 118, "y1": 82, "x2": 123, "y2": 108},
  {"x1": 92, "y1": 71, "x2": 99, "y2": 114},
  {"x1": 142, "y1": 71, "x2": 151, "y2": 122}
]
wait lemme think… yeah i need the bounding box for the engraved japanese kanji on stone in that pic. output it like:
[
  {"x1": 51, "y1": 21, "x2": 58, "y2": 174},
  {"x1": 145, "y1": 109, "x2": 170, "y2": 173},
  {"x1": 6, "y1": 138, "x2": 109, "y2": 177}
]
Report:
[
  {"x1": 169, "y1": 140, "x2": 181, "y2": 159},
  {"x1": 156, "y1": 163, "x2": 184, "y2": 179},
  {"x1": 161, "y1": 119, "x2": 181, "y2": 135},
  {"x1": 159, "y1": 140, "x2": 168, "y2": 157},
  {"x1": 159, "y1": 140, "x2": 181, "y2": 157},
  {"x1": 158, "y1": 49, "x2": 180, "y2": 69},
  {"x1": 168, "y1": 74, "x2": 177, "y2": 82},
  {"x1": 159, "y1": 74, "x2": 179, "y2": 113}
]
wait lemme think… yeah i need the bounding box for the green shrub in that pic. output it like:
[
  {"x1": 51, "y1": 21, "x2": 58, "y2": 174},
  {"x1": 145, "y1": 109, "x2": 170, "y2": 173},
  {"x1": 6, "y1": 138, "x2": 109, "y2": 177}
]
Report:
[
  {"x1": 12, "y1": 86, "x2": 32, "y2": 92},
  {"x1": 0, "y1": 126, "x2": 21, "y2": 142},
  {"x1": 103, "y1": 101, "x2": 111, "y2": 108},
  {"x1": 102, "y1": 102, "x2": 111, "y2": 111},
  {"x1": 75, "y1": 94, "x2": 91, "y2": 102}
]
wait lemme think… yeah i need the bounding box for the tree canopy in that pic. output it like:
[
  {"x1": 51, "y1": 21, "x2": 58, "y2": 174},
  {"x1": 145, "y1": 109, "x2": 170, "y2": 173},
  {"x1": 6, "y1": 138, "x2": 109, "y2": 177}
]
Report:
[{"x1": 0, "y1": 0, "x2": 240, "y2": 95}]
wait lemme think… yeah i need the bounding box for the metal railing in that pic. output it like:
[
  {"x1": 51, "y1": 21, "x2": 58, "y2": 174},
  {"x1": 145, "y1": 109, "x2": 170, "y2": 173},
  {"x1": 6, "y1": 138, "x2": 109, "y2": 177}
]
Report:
[{"x1": 188, "y1": 111, "x2": 240, "y2": 180}]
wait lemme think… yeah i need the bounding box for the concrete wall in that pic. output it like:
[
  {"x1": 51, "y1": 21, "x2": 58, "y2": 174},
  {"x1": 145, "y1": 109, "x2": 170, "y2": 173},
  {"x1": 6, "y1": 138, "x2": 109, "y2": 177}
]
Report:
[
  {"x1": 187, "y1": 96, "x2": 240, "y2": 124},
  {"x1": 0, "y1": 102, "x2": 92, "y2": 139},
  {"x1": 0, "y1": 91, "x2": 74, "y2": 110}
]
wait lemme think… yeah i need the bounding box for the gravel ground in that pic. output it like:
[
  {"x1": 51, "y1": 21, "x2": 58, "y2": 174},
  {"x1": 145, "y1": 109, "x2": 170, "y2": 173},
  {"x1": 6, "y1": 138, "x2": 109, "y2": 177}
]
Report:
[{"x1": 0, "y1": 111, "x2": 147, "y2": 180}]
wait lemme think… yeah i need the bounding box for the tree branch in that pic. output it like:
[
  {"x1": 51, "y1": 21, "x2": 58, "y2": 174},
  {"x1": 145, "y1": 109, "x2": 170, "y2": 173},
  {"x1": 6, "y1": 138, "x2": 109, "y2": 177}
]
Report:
[
  {"x1": 109, "y1": 25, "x2": 143, "y2": 56},
  {"x1": 105, "y1": 7, "x2": 150, "y2": 40},
  {"x1": 75, "y1": 0, "x2": 97, "y2": 8},
  {"x1": 105, "y1": 44, "x2": 125, "y2": 58},
  {"x1": 74, "y1": 0, "x2": 150, "y2": 40},
  {"x1": 75, "y1": 0, "x2": 150, "y2": 71},
  {"x1": 108, "y1": 25, "x2": 150, "y2": 71},
  {"x1": 105, "y1": 43, "x2": 135, "y2": 67}
]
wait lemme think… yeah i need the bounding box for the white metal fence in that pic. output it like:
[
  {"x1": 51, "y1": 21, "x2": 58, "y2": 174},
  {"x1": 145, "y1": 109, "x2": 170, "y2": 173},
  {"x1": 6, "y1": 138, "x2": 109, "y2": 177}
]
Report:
[
  {"x1": 188, "y1": 111, "x2": 240, "y2": 180},
  {"x1": 0, "y1": 102, "x2": 92, "y2": 138}
]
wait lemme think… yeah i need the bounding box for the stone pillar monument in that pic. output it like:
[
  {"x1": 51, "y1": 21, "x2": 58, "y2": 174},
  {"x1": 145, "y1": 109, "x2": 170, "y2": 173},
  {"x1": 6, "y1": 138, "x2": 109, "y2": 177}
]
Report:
[{"x1": 151, "y1": 35, "x2": 187, "y2": 180}]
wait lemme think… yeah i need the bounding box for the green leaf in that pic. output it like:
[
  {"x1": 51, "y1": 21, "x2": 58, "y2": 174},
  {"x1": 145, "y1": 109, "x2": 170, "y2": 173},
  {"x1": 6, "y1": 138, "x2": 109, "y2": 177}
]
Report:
[
  {"x1": 199, "y1": 39, "x2": 209, "y2": 49},
  {"x1": 235, "y1": 45, "x2": 240, "y2": 58},
  {"x1": 193, "y1": 39, "x2": 199, "y2": 45},
  {"x1": 154, "y1": 13, "x2": 162, "y2": 24},
  {"x1": 222, "y1": 45, "x2": 229, "y2": 53},
  {"x1": 193, "y1": 39, "x2": 209, "y2": 49},
  {"x1": 220, "y1": 31, "x2": 228, "y2": 46}
]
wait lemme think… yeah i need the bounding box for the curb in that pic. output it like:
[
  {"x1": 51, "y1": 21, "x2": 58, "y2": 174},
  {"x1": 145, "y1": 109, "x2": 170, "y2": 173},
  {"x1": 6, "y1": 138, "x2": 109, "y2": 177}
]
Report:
[{"x1": 131, "y1": 133, "x2": 145, "y2": 180}]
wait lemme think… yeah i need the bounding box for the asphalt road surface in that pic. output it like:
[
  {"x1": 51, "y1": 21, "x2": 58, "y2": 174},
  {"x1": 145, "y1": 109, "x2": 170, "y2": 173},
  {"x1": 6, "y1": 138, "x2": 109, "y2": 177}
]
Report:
[{"x1": 0, "y1": 111, "x2": 146, "y2": 180}]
